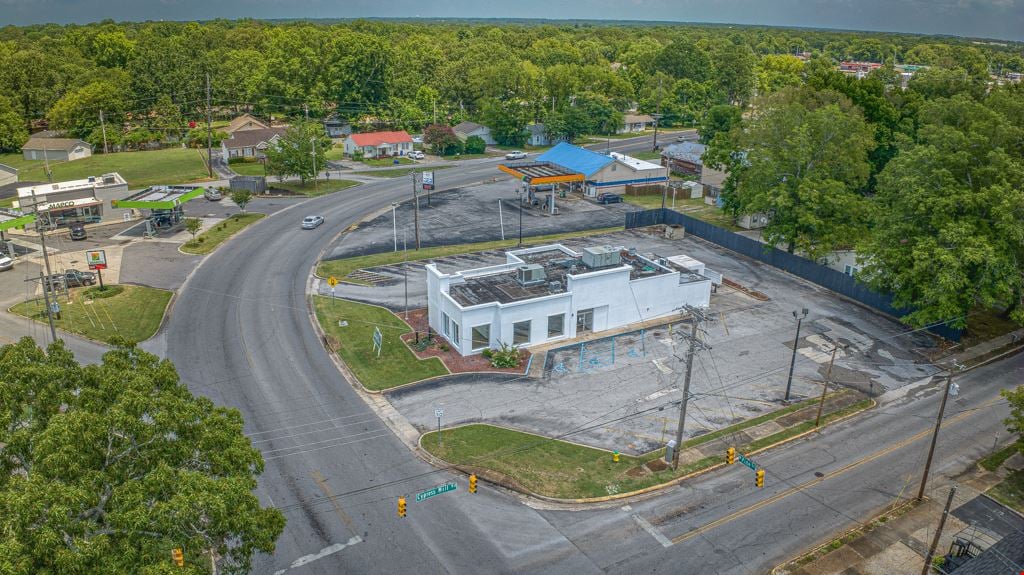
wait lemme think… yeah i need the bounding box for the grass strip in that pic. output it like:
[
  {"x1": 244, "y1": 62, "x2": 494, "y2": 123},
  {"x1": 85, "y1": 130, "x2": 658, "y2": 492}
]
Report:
[
  {"x1": 181, "y1": 213, "x2": 265, "y2": 255},
  {"x1": 317, "y1": 226, "x2": 624, "y2": 286},
  {"x1": 267, "y1": 179, "x2": 360, "y2": 197},
  {"x1": 980, "y1": 444, "x2": 1018, "y2": 472},
  {"x1": 987, "y1": 469, "x2": 1024, "y2": 513},
  {"x1": 422, "y1": 395, "x2": 870, "y2": 499},
  {"x1": 10, "y1": 284, "x2": 172, "y2": 344},
  {"x1": 313, "y1": 296, "x2": 448, "y2": 390}
]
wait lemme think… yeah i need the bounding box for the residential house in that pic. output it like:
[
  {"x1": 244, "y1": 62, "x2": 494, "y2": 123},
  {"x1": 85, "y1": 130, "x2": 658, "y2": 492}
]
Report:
[
  {"x1": 324, "y1": 116, "x2": 352, "y2": 139},
  {"x1": 526, "y1": 124, "x2": 567, "y2": 147},
  {"x1": 819, "y1": 250, "x2": 863, "y2": 277},
  {"x1": 661, "y1": 142, "x2": 707, "y2": 176},
  {"x1": 343, "y1": 131, "x2": 413, "y2": 159},
  {"x1": 426, "y1": 243, "x2": 716, "y2": 356},
  {"x1": 453, "y1": 121, "x2": 496, "y2": 145},
  {"x1": 0, "y1": 164, "x2": 17, "y2": 187},
  {"x1": 14, "y1": 173, "x2": 129, "y2": 227},
  {"x1": 22, "y1": 137, "x2": 92, "y2": 162},
  {"x1": 220, "y1": 128, "x2": 286, "y2": 162},
  {"x1": 701, "y1": 165, "x2": 727, "y2": 206},
  {"x1": 534, "y1": 142, "x2": 669, "y2": 197},
  {"x1": 224, "y1": 113, "x2": 270, "y2": 135},
  {"x1": 617, "y1": 113, "x2": 656, "y2": 134}
]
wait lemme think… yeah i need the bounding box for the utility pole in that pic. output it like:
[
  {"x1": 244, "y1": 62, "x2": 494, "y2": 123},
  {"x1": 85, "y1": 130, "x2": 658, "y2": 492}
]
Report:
[
  {"x1": 518, "y1": 189, "x2": 524, "y2": 247},
  {"x1": 920, "y1": 485, "x2": 957, "y2": 575},
  {"x1": 403, "y1": 229, "x2": 409, "y2": 319},
  {"x1": 784, "y1": 308, "x2": 809, "y2": 401},
  {"x1": 671, "y1": 306, "x2": 710, "y2": 469},
  {"x1": 29, "y1": 188, "x2": 58, "y2": 343},
  {"x1": 304, "y1": 103, "x2": 309, "y2": 121},
  {"x1": 391, "y1": 202, "x2": 398, "y2": 252},
  {"x1": 99, "y1": 110, "x2": 109, "y2": 154},
  {"x1": 37, "y1": 270, "x2": 58, "y2": 344},
  {"x1": 917, "y1": 375, "x2": 955, "y2": 502},
  {"x1": 411, "y1": 172, "x2": 421, "y2": 250},
  {"x1": 815, "y1": 343, "x2": 843, "y2": 427},
  {"x1": 311, "y1": 137, "x2": 318, "y2": 195},
  {"x1": 433, "y1": 99, "x2": 437, "y2": 125},
  {"x1": 206, "y1": 73, "x2": 213, "y2": 179},
  {"x1": 42, "y1": 146, "x2": 52, "y2": 182},
  {"x1": 652, "y1": 76, "x2": 663, "y2": 152}
]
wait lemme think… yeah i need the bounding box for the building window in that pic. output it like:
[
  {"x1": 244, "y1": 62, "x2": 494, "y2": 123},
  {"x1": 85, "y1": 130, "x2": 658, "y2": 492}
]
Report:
[
  {"x1": 451, "y1": 322, "x2": 460, "y2": 347},
  {"x1": 471, "y1": 324, "x2": 490, "y2": 350},
  {"x1": 547, "y1": 314, "x2": 564, "y2": 338},
  {"x1": 844, "y1": 265, "x2": 858, "y2": 277},
  {"x1": 442, "y1": 312, "x2": 450, "y2": 336},
  {"x1": 513, "y1": 320, "x2": 531, "y2": 346}
]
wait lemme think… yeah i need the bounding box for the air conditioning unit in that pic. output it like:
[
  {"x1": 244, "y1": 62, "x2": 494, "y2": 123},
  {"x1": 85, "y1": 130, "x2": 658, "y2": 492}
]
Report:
[
  {"x1": 582, "y1": 246, "x2": 621, "y2": 269},
  {"x1": 517, "y1": 264, "x2": 546, "y2": 286}
]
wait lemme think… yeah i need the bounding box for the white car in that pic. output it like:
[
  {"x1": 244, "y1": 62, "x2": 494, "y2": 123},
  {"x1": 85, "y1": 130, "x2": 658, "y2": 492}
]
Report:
[
  {"x1": 505, "y1": 151, "x2": 527, "y2": 160},
  {"x1": 0, "y1": 255, "x2": 12, "y2": 271},
  {"x1": 408, "y1": 151, "x2": 425, "y2": 160},
  {"x1": 301, "y1": 215, "x2": 325, "y2": 229}
]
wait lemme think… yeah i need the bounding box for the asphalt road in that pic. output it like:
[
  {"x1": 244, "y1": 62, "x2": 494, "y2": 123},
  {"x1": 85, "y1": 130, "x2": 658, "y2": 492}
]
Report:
[{"x1": 52, "y1": 132, "x2": 1021, "y2": 573}]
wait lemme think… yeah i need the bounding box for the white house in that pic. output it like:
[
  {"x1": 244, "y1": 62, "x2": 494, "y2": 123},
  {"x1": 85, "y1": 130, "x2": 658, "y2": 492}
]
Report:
[
  {"x1": 617, "y1": 113, "x2": 656, "y2": 134},
  {"x1": 343, "y1": 131, "x2": 413, "y2": 159},
  {"x1": 22, "y1": 137, "x2": 92, "y2": 162},
  {"x1": 426, "y1": 243, "x2": 717, "y2": 356},
  {"x1": 452, "y1": 121, "x2": 496, "y2": 145}
]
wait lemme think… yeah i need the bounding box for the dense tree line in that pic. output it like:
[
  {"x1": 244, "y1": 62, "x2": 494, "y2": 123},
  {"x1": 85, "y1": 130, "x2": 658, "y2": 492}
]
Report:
[{"x1": 0, "y1": 19, "x2": 1020, "y2": 151}]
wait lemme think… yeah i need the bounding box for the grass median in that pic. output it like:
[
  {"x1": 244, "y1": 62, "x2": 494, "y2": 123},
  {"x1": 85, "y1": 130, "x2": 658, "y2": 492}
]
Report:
[
  {"x1": 313, "y1": 296, "x2": 448, "y2": 390},
  {"x1": 351, "y1": 165, "x2": 453, "y2": 178},
  {"x1": 267, "y1": 179, "x2": 360, "y2": 197},
  {"x1": 10, "y1": 284, "x2": 172, "y2": 344},
  {"x1": 422, "y1": 393, "x2": 872, "y2": 499},
  {"x1": 317, "y1": 226, "x2": 624, "y2": 286},
  {"x1": 182, "y1": 213, "x2": 265, "y2": 255}
]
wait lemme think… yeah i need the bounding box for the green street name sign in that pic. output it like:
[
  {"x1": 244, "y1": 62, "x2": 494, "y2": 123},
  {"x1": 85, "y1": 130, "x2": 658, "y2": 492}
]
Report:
[
  {"x1": 416, "y1": 482, "x2": 457, "y2": 502},
  {"x1": 738, "y1": 453, "x2": 758, "y2": 471}
]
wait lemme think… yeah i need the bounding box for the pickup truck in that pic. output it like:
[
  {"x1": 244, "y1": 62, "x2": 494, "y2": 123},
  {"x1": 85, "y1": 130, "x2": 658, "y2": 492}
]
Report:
[{"x1": 45, "y1": 269, "x2": 97, "y2": 289}]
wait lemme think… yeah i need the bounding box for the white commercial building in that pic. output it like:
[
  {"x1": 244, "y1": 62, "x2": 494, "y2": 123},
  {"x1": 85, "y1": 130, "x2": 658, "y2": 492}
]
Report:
[
  {"x1": 13, "y1": 173, "x2": 129, "y2": 228},
  {"x1": 426, "y1": 244, "x2": 719, "y2": 356}
]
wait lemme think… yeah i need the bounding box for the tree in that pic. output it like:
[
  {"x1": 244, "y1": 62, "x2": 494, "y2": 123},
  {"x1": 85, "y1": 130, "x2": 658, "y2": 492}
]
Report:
[
  {"x1": 423, "y1": 124, "x2": 461, "y2": 156},
  {"x1": 654, "y1": 38, "x2": 711, "y2": 82},
  {"x1": 47, "y1": 81, "x2": 127, "y2": 140},
  {"x1": 1001, "y1": 386, "x2": 1024, "y2": 456},
  {"x1": 712, "y1": 87, "x2": 876, "y2": 258},
  {"x1": 755, "y1": 54, "x2": 805, "y2": 94},
  {"x1": 698, "y1": 104, "x2": 742, "y2": 145},
  {"x1": 481, "y1": 99, "x2": 528, "y2": 147},
  {"x1": 263, "y1": 122, "x2": 330, "y2": 184},
  {"x1": 231, "y1": 190, "x2": 252, "y2": 213},
  {"x1": 713, "y1": 43, "x2": 756, "y2": 105},
  {"x1": 464, "y1": 135, "x2": 486, "y2": 154},
  {"x1": 184, "y1": 217, "x2": 203, "y2": 240},
  {"x1": 0, "y1": 337, "x2": 285, "y2": 574},
  {"x1": 0, "y1": 95, "x2": 28, "y2": 152}
]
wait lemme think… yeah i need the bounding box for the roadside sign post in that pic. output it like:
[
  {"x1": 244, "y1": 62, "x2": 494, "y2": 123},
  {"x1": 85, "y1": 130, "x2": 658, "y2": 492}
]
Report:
[
  {"x1": 86, "y1": 249, "x2": 107, "y2": 290},
  {"x1": 422, "y1": 171, "x2": 434, "y2": 207},
  {"x1": 435, "y1": 407, "x2": 444, "y2": 448},
  {"x1": 327, "y1": 276, "x2": 338, "y2": 308},
  {"x1": 372, "y1": 327, "x2": 383, "y2": 358}
]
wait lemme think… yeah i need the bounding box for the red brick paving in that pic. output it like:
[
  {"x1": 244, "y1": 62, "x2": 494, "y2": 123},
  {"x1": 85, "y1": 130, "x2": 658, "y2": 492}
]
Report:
[{"x1": 398, "y1": 308, "x2": 527, "y2": 374}]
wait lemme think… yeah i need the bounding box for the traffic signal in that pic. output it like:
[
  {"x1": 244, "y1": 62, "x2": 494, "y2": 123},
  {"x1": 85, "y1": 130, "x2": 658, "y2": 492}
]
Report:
[
  {"x1": 727, "y1": 447, "x2": 736, "y2": 465},
  {"x1": 469, "y1": 474, "x2": 478, "y2": 493},
  {"x1": 397, "y1": 497, "x2": 407, "y2": 518},
  {"x1": 171, "y1": 548, "x2": 184, "y2": 567},
  {"x1": 755, "y1": 468, "x2": 765, "y2": 488}
]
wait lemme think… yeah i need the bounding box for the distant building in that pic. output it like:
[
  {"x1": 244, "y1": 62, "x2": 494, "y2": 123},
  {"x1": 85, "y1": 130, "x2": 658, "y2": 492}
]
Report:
[
  {"x1": 343, "y1": 131, "x2": 413, "y2": 159},
  {"x1": 426, "y1": 243, "x2": 716, "y2": 356},
  {"x1": 700, "y1": 165, "x2": 727, "y2": 206},
  {"x1": 224, "y1": 113, "x2": 270, "y2": 135},
  {"x1": 21, "y1": 137, "x2": 92, "y2": 162},
  {"x1": 661, "y1": 142, "x2": 707, "y2": 176},
  {"x1": 220, "y1": 128, "x2": 286, "y2": 162},
  {"x1": 534, "y1": 142, "x2": 669, "y2": 197},
  {"x1": 14, "y1": 173, "x2": 129, "y2": 227},
  {"x1": 323, "y1": 116, "x2": 352, "y2": 139},
  {"x1": 618, "y1": 114, "x2": 656, "y2": 134},
  {"x1": 452, "y1": 121, "x2": 496, "y2": 145}
]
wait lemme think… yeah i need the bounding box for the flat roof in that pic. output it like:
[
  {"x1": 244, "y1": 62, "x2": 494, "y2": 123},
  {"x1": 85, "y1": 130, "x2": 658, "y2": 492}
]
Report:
[
  {"x1": 447, "y1": 246, "x2": 671, "y2": 307},
  {"x1": 498, "y1": 162, "x2": 585, "y2": 185},
  {"x1": 609, "y1": 152, "x2": 664, "y2": 171},
  {"x1": 17, "y1": 173, "x2": 126, "y2": 198},
  {"x1": 112, "y1": 185, "x2": 205, "y2": 209}
]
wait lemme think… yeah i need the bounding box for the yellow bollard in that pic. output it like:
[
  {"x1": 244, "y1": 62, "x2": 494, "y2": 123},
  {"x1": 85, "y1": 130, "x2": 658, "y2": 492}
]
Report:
[{"x1": 613, "y1": 450, "x2": 620, "y2": 463}]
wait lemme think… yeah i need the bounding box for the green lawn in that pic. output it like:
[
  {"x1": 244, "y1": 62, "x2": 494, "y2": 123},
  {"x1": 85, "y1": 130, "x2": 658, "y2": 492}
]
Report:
[
  {"x1": 441, "y1": 153, "x2": 491, "y2": 160},
  {"x1": 423, "y1": 395, "x2": 872, "y2": 499},
  {"x1": 317, "y1": 226, "x2": 624, "y2": 286},
  {"x1": 0, "y1": 196, "x2": 14, "y2": 208},
  {"x1": 267, "y1": 179, "x2": 360, "y2": 197},
  {"x1": 324, "y1": 146, "x2": 345, "y2": 161},
  {"x1": 987, "y1": 470, "x2": 1024, "y2": 513},
  {"x1": 10, "y1": 284, "x2": 172, "y2": 344},
  {"x1": 313, "y1": 297, "x2": 448, "y2": 390},
  {"x1": 181, "y1": 213, "x2": 265, "y2": 255},
  {"x1": 351, "y1": 165, "x2": 453, "y2": 179},
  {"x1": 980, "y1": 444, "x2": 1018, "y2": 472},
  {"x1": 361, "y1": 156, "x2": 413, "y2": 167},
  {"x1": 0, "y1": 148, "x2": 212, "y2": 188},
  {"x1": 228, "y1": 161, "x2": 266, "y2": 176},
  {"x1": 629, "y1": 150, "x2": 662, "y2": 161},
  {"x1": 623, "y1": 196, "x2": 743, "y2": 231}
]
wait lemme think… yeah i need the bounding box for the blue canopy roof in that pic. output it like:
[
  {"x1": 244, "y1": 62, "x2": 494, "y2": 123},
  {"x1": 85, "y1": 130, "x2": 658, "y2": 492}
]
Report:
[{"x1": 536, "y1": 142, "x2": 613, "y2": 177}]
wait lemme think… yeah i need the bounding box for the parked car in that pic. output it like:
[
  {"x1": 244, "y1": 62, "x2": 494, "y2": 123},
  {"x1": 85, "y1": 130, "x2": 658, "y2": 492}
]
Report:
[
  {"x1": 204, "y1": 188, "x2": 223, "y2": 201},
  {"x1": 301, "y1": 215, "x2": 325, "y2": 229},
  {"x1": 0, "y1": 255, "x2": 13, "y2": 271},
  {"x1": 596, "y1": 193, "x2": 623, "y2": 205},
  {"x1": 45, "y1": 269, "x2": 96, "y2": 289},
  {"x1": 408, "y1": 150, "x2": 425, "y2": 160},
  {"x1": 505, "y1": 151, "x2": 527, "y2": 160},
  {"x1": 69, "y1": 223, "x2": 87, "y2": 241},
  {"x1": 411, "y1": 135, "x2": 423, "y2": 144}
]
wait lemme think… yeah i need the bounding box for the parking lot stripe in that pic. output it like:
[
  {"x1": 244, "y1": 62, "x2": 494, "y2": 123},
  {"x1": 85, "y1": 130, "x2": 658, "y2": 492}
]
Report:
[{"x1": 632, "y1": 513, "x2": 673, "y2": 548}]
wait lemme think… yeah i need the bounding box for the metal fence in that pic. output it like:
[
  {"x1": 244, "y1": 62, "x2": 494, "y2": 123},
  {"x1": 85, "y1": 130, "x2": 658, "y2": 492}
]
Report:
[
  {"x1": 230, "y1": 175, "x2": 266, "y2": 195},
  {"x1": 626, "y1": 208, "x2": 962, "y2": 341}
]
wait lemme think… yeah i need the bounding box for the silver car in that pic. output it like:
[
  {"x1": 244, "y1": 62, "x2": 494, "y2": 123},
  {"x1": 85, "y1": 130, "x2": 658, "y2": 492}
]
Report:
[
  {"x1": 505, "y1": 151, "x2": 527, "y2": 160},
  {"x1": 0, "y1": 255, "x2": 12, "y2": 271},
  {"x1": 301, "y1": 215, "x2": 324, "y2": 229}
]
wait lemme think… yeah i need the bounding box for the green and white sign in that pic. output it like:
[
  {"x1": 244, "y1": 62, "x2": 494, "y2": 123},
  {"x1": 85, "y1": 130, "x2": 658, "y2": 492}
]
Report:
[
  {"x1": 737, "y1": 453, "x2": 758, "y2": 471},
  {"x1": 415, "y1": 482, "x2": 456, "y2": 502}
]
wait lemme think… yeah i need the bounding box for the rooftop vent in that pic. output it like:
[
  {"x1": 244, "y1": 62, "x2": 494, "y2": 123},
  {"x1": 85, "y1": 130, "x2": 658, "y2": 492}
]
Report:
[
  {"x1": 517, "y1": 263, "x2": 546, "y2": 286},
  {"x1": 582, "y1": 246, "x2": 621, "y2": 269}
]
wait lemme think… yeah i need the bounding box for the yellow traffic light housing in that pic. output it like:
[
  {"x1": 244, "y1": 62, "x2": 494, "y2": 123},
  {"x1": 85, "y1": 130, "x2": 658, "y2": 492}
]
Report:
[
  {"x1": 398, "y1": 497, "x2": 407, "y2": 518},
  {"x1": 755, "y1": 468, "x2": 765, "y2": 488},
  {"x1": 469, "y1": 474, "x2": 478, "y2": 493},
  {"x1": 171, "y1": 548, "x2": 184, "y2": 567},
  {"x1": 727, "y1": 447, "x2": 736, "y2": 465}
]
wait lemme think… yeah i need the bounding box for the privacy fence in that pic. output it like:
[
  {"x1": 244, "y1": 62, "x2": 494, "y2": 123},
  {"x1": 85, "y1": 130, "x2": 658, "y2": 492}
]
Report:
[{"x1": 625, "y1": 208, "x2": 962, "y2": 342}]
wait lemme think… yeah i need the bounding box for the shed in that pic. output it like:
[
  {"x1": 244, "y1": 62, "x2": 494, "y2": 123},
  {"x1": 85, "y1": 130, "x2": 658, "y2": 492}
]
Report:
[{"x1": 22, "y1": 137, "x2": 92, "y2": 162}]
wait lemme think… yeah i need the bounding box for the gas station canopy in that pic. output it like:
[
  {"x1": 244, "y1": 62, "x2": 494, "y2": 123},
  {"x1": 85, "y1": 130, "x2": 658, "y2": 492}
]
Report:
[
  {"x1": 498, "y1": 162, "x2": 585, "y2": 185},
  {"x1": 111, "y1": 186, "x2": 206, "y2": 210},
  {"x1": 0, "y1": 209, "x2": 36, "y2": 232}
]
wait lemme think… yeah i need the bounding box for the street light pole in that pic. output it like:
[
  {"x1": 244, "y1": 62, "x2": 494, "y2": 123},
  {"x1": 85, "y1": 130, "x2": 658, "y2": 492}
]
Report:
[
  {"x1": 518, "y1": 189, "x2": 524, "y2": 247},
  {"x1": 311, "y1": 137, "x2": 318, "y2": 195},
  {"x1": 784, "y1": 308, "x2": 808, "y2": 401},
  {"x1": 391, "y1": 202, "x2": 398, "y2": 252}
]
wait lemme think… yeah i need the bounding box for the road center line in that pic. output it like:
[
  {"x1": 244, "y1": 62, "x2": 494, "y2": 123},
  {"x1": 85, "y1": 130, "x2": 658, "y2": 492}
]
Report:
[{"x1": 311, "y1": 470, "x2": 360, "y2": 537}]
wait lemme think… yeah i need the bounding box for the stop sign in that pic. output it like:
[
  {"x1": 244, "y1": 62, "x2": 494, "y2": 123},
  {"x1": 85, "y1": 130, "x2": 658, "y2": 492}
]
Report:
[{"x1": 189, "y1": 120, "x2": 197, "y2": 129}]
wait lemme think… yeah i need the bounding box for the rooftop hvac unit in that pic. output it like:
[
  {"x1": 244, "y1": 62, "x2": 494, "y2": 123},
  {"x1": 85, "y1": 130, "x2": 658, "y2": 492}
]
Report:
[
  {"x1": 548, "y1": 280, "x2": 562, "y2": 292},
  {"x1": 517, "y1": 263, "x2": 547, "y2": 286},
  {"x1": 102, "y1": 175, "x2": 116, "y2": 184},
  {"x1": 582, "y1": 246, "x2": 621, "y2": 269}
]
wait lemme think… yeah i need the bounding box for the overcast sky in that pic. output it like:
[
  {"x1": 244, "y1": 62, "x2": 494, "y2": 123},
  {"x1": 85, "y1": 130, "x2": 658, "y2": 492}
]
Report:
[{"x1": 2, "y1": 0, "x2": 1022, "y2": 42}]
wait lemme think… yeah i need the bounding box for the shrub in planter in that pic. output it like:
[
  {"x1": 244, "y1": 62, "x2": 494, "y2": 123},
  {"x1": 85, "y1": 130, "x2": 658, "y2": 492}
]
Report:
[
  {"x1": 489, "y1": 342, "x2": 521, "y2": 368},
  {"x1": 480, "y1": 348, "x2": 494, "y2": 359}
]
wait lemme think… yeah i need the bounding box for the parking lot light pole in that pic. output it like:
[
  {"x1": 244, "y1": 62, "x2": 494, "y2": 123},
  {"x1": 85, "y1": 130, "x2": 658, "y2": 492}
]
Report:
[
  {"x1": 784, "y1": 308, "x2": 808, "y2": 402},
  {"x1": 391, "y1": 203, "x2": 398, "y2": 252}
]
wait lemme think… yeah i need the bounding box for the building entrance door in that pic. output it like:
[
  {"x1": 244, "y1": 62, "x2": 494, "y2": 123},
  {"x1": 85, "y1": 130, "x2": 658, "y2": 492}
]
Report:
[{"x1": 577, "y1": 308, "x2": 594, "y2": 334}]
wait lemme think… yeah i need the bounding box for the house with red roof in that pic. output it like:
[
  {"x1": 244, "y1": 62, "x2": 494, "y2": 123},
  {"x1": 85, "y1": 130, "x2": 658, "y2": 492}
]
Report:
[{"x1": 343, "y1": 131, "x2": 413, "y2": 159}]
